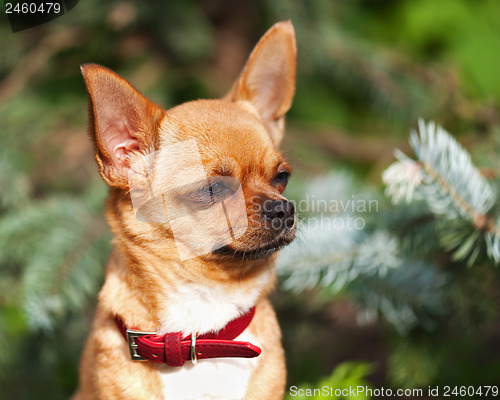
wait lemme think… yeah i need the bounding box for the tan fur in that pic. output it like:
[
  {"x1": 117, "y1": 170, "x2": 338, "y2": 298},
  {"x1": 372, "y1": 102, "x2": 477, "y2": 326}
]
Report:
[{"x1": 73, "y1": 21, "x2": 296, "y2": 400}]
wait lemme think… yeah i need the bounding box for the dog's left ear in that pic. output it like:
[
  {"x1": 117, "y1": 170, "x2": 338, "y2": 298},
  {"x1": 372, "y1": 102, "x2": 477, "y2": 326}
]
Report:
[{"x1": 225, "y1": 21, "x2": 296, "y2": 146}]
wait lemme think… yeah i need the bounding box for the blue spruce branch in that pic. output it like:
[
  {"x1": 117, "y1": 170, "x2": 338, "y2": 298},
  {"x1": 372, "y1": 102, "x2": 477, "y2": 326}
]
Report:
[
  {"x1": 277, "y1": 172, "x2": 448, "y2": 333},
  {"x1": 383, "y1": 119, "x2": 500, "y2": 265}
]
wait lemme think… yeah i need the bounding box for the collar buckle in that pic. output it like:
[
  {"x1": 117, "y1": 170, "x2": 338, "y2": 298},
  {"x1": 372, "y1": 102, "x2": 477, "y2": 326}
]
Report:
[
  {"x1": 190, "y1": 333, "x2": 198, "y2": 365},
  {"x1": 126, "y1": 329, "x2": 156, "y2": 361}
]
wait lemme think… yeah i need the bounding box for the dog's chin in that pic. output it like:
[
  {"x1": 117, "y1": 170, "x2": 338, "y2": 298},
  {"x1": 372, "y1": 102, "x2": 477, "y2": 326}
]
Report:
[{"x1": 212, "y1": 231, "x2": 295, "y2": 261}]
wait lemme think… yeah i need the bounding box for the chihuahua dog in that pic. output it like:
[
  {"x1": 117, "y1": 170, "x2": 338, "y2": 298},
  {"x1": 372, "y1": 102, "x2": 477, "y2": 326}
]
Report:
[{"x1": 73, "y1": 21, "x2": 296, "y2": 400}]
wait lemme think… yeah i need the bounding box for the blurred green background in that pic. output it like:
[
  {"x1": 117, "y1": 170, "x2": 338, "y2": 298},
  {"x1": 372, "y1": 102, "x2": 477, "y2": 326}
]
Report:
[{"x1": 1, "y1": 0, "x2": 500, "y2": 398}]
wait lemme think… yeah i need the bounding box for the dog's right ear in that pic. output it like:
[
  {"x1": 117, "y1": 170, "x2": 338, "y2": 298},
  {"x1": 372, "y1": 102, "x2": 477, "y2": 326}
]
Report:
[{"x1": 80, "y1": 64, "x2": 164, "y2": 188}]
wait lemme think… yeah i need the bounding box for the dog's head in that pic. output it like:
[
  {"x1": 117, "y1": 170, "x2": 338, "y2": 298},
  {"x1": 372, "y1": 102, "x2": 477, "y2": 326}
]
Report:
[{"x1": 81, "y1": 21, "x2": 297, "y2": 264}]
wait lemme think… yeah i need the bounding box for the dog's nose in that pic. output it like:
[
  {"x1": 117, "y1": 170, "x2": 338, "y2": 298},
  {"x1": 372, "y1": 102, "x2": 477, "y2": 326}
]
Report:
[{"x1": 262, "y1": 199, "x2": 295, "y2": 229}]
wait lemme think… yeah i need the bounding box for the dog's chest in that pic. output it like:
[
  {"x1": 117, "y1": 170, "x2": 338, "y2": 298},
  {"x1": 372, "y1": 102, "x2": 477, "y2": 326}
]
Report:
[
  {"x1": 157, "y1": 272, "x2": 270, "y2": 336},
  {"x1": 159, "y1": 329, "x2": 259, "y2": 400},
  {"x1": 156, "y1": 274, "x2": 269, "y2": 399}
]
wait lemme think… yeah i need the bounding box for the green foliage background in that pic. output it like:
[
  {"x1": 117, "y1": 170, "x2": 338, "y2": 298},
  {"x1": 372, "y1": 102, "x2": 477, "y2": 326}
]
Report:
[{"x1": 1, "y1": 0, "x2": 500, "y2": 398}]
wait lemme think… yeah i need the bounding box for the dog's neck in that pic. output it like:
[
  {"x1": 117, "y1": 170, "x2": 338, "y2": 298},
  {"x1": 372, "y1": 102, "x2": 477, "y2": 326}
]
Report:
[{"x1": 100, "y1": 190, "x2": 275, "y2": 336}]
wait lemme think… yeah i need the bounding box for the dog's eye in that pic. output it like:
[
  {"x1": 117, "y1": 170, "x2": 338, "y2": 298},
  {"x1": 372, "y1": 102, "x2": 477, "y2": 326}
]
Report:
[
  {"x1": 196, "y1": 177, "x2": 238, "y2": 205},
  {"x1": 273, "y1": 171, "x2": 290, "y2": 185},
  {"x1": 209, "y1": 182, "x2": 223, "y2": 195},
  {"x1": 203, "y1": 180, "x2": 228, "y2": 198}
]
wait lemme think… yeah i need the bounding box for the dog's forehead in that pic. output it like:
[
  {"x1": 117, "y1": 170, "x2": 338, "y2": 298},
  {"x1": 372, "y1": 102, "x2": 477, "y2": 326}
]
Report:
[{"x1": 157, "y1": 99, "x2": 282, "y2": 171}]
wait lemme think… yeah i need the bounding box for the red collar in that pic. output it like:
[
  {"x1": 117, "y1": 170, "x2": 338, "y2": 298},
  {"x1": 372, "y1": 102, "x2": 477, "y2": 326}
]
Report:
[{"x1": 115, "y1": 307, "x2": 260, "y2": 366}]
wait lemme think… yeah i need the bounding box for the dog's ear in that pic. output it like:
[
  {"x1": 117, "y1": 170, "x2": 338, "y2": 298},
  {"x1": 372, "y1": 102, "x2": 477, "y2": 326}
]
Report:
[
  {"x1": 80, "y1": 64, "x2": 164, "y2": 188},
  {"x1": 225, "y1": 21, "x2": 296, "y2": 145}
]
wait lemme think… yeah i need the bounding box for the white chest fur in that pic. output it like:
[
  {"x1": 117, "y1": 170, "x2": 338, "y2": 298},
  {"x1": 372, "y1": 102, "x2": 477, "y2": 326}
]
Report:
[
  {"x1": 157, "y1": 271, "x2": 270, "y2": 399},
  {"x1": 158, "y1": 271, "x2": 270, "y2": 337},
  {"x1": 159, "y1": 329, "x2": 260, "y2": 400}
]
